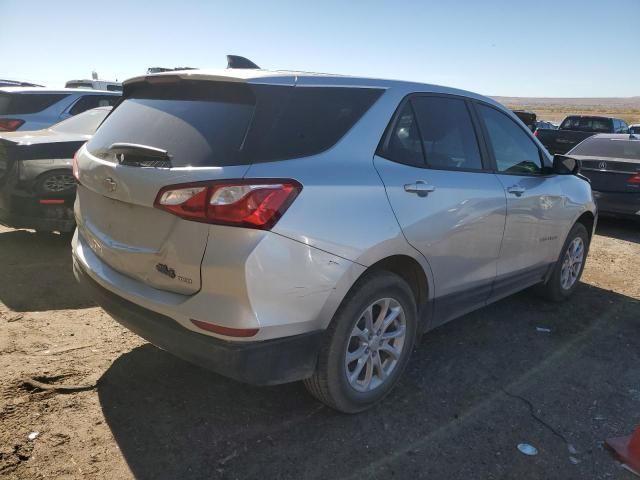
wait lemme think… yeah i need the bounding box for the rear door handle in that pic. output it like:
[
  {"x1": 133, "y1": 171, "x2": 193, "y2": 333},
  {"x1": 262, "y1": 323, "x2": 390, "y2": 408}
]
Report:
[
  {"x1": 404, "y1": 181, "x2": 436, "y2": 197},
  {"x1": 507, "y1": 186, "x2": 526, "y2": 196}
]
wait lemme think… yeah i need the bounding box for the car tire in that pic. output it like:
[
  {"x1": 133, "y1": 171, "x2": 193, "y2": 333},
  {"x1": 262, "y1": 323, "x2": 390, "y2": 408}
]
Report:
[
  {"x1": 539, "y1": 222, "x2": 589, "y2": 302},
  {"x1": 304, "y1": 270, "x2": 417, "y2": 413}
]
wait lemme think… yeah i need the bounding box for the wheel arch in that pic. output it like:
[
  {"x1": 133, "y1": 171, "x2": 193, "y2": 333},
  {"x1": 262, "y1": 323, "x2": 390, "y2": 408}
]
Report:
[
  {"x1": 575, "y1": 210, "x2": 596, "y2": 240},
  {"x1": 317, "y1": 251, "x2": 433, "y2": 334}
]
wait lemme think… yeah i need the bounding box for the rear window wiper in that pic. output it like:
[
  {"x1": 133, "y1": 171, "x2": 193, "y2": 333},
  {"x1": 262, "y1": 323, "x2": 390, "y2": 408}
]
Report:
[{"x1": 108, "y1": 143, "x2": 172, "y2": 168}]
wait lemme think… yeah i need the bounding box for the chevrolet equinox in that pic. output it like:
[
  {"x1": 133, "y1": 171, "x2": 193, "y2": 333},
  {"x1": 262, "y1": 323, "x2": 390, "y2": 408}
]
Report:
[{"x1": 72, "y1": 67, "x2": 596, "y2": 412}]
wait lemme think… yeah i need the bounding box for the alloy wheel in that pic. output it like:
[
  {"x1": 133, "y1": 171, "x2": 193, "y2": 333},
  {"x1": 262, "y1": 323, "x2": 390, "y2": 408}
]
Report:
[{"x1": 344, "y1": 298, "x2": 407, "y2": 392}]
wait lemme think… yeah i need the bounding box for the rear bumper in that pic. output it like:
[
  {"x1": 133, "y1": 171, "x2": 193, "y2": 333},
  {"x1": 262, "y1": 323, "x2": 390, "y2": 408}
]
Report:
[
  {"x1": 592, "y1": 190, "x2": 640, "y2": 217},
  {"x1": 0, "y1": 187, "x2": 75, "y2": 232},
  {"x1": 73, "y1": 257, "x2": 323, "y2": 385},
  {"x1": 0, "y1": 206, "x2": 75, "y2": 232}
]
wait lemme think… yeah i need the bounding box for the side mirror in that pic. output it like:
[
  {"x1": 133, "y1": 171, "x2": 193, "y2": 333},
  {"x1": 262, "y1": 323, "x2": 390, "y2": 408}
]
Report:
[{"x1": 553, "y1": 154, "x2": 580, "y2": 175}]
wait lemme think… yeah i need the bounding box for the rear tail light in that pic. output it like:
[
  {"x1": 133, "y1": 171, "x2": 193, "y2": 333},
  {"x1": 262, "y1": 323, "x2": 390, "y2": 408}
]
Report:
[
  {"x1": 533, "y1": 129, "x2": 539, "y2": 137},
  {"x1": 628, "y1": 172, "x2": 640, "y2": 185},
  {"x1": 154, "y1": 179, "x2": 302, "y2": 230},
  {"x1": 0, "y1": 118, "x2": 24, "y2": 132},
  {"x1": 72, "y1": 150, "x2": 80, "y2": 182}
]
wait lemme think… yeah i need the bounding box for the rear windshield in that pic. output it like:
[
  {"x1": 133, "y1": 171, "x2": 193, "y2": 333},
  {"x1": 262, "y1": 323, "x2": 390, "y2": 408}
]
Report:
[
  {"x1": 0, "y1": 93, "x2": 69, "y2": 115},
  {"x1": 570, "y1": 137, "x2": 640, "y2": 160},
  {"x1": 50, "y1": 107, "x2": 111, "y2": 135},
  {"x1": 560, "y1": 116, "x2": 613, "y2": 133},
  {"x1": 86, "y1": 81, "x2": 382, "y2": 167}
]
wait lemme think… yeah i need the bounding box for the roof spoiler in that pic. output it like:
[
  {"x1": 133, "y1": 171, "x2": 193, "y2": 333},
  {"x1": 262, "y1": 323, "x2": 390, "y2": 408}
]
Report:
[{"x1": 227, "y1": 55, "x2": 260, "y2": 69}]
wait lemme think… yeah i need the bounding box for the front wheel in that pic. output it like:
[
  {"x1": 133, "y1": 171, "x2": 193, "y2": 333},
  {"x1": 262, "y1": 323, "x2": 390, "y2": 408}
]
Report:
[
  {"x1": 304, "y1": 271, "x2": 417, "y2": 413},
  {"x1": 540, "y1": 223, "x2": 589, "y2": 301}
]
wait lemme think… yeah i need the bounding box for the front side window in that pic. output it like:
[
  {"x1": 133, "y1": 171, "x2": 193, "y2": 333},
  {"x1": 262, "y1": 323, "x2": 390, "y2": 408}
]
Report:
[
  {"x1": 478, "y1": 104, "x2": 543, "y2": 175},
  {"x1": 411, "y1": 96, "x2": 482, "y2": 170}
]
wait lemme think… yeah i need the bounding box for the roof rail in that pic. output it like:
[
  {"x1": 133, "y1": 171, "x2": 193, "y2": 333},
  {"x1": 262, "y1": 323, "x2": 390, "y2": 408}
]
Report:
[{"x1": 226, "y1": 55, "x2": 260, "y2": 69}]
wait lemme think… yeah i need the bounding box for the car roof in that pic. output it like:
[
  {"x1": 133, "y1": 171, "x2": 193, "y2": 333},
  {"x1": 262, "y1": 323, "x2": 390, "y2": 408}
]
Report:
[
  {"x1": 123, "y1": 68, "x2": 504, "y2": 108},
  {"x1": 0, "y1": 86, "x2": 120, "y2": 94},
  {"x1": 563, "y1": 115, "x2": 619, "y2": 121}
]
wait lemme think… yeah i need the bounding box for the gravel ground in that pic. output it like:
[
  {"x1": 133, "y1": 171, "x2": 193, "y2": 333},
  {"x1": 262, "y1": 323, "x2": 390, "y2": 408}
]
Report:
[{"x1": 0, "y1": 218, "x2": 639, "y2": 479}]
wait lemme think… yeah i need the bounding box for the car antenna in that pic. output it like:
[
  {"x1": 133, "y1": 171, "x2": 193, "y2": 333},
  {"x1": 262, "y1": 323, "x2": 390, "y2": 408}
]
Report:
[{"x1": 226, "y1": 55, "x2": 260, "y2": 69}]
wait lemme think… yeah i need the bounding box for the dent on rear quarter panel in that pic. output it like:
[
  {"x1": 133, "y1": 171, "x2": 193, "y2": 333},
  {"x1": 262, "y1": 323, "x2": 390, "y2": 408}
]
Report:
[{"x1": 244, "y1": 232, "x2": 365, "y2": 338}]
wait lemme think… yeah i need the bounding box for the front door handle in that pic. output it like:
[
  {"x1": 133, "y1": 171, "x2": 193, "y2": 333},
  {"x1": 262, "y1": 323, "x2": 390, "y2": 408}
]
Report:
[
  {"x1": 404, "y1": 181, "x2": 436, "y2": 197},
  {"x1": 507, "y1": 186, "x2": 526, "y2": 196}
]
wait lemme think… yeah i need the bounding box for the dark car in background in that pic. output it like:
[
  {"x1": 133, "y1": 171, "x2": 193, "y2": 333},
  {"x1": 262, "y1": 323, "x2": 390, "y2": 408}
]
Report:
[
  {"x1": 536, "y1": 115, "x2": 629, "y2": 155},
  {"x1": 0, "y1": 87, "x2": 120, "y2": 132},
  {"x1": 0, "y1": 107, "x2": 111, "y2": 233},
  {"x1": 568, "y1": 133, "x2": 640, "y2": 219},
  {"x1": 512, "y1": 110, "x2": 536, "y2": 132}
]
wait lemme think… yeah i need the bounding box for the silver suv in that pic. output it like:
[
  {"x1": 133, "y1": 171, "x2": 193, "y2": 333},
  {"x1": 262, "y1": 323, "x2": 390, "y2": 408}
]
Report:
[{"x1": 72, "y1": 68, "x2": 596, "y2": 412}]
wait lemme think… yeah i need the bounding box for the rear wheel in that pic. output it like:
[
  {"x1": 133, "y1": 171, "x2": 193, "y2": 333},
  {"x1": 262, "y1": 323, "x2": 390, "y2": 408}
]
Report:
[
  {"x1": 304, "y1": 271, "x2": 417, "y2": 413},
  {"x1": 540, "y1": 223, "x2": 589, "y2": 301},
  {"x1": 35, "y1": 170, "x2": 75, "y2": 195}
]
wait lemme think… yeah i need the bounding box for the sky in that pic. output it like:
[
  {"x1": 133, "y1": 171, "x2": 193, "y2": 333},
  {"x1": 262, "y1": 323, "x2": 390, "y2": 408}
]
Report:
[{"x1": 1, "y1": 0, "x2": 639, "y2": 98}]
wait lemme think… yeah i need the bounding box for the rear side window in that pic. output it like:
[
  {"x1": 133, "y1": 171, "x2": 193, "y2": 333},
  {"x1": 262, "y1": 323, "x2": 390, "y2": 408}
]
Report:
[
  {"x1": 411, "y1": 96, "x2": 483, "y2": 170},
  {"x1": 245, "y1": 86, "x2": 382, "y2": 162},
  {"x1": 378, "y1": 102, "x2": 424, "y2": 167},
  {"x1": 478, "y1": 104, "x2": 543, "y2": 175},
  {"x1": 0, "y1": 93, "x2": 69, "y2": 115},
  {"x1": 69, "y1": 95, "x2": 119, "y2": 115},
  {"x1": 560, "y1": 116, "x2": 613, "y2": 133},
  {"x1": 570, "y1": 137, "x2": 640, "y2": 160},
  {"x1": 87, "y1": 81, "x2": 382, "y2": 167}
]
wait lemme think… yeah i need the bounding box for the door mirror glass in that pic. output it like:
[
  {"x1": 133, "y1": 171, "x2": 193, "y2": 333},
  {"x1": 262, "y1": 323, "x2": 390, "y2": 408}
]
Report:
[{"x1": 553, "y1": 154, "x2": 580, "y2": 174}]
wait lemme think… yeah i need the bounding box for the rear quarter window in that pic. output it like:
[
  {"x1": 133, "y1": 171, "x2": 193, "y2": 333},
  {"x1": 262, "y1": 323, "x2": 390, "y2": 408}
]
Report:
[
  {"x1": 245, "y1": 86, "x2": 383, "y2": 162},
  {"x1": 0, "y1": 93, "x2": 69, "y2": 115}
]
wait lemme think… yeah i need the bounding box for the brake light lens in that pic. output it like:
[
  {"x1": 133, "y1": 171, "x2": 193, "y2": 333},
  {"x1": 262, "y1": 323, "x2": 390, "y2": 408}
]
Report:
[
  {"x1": 533, "y1": 129, "x2": 539, "y2": 137},
  {"x1": 628, "y1": 172, "x2": 640, "y2": 185},
  {"x1": 154, "y1": 179, "x2": 302, "y2": 230},
  {"x1": 0, "y1": 118, "x2": 24, "y2": 132}
]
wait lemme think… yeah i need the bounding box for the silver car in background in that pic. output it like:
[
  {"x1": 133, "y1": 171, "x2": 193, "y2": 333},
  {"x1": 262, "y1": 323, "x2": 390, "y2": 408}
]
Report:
[
  {"x1": 72, "y1": 68, "x2": 596, "y2": 412},
  {"x1": 0, "y1": 87, "x2": 120, "y2": 132},
  {"x1": 0, "y1": 107, "x2": 112, "y2": 232}
]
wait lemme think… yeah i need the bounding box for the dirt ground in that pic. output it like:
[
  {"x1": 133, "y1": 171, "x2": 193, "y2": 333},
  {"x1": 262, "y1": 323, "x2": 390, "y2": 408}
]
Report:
[{"x1": 0, "y1": 219, "x2": 639, "y2": 480}]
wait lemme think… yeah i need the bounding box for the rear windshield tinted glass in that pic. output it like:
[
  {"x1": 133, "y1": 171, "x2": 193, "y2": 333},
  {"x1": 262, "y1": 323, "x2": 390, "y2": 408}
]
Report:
[
  {"x1": 86, "y1": 81, "x2": 382, "y2": 167},
  {"x1": 570, "y1": 137, "x2": 640, "y2": 160},
  {"x1": 50, "y1": 107, "x2": 111, "y2": 135},
  {"x1": 0, "y1": 93, "x2": 69, "y2": 115},
  {"x1": 560, "y1": 116, "x2": 613, "y2": 133}
]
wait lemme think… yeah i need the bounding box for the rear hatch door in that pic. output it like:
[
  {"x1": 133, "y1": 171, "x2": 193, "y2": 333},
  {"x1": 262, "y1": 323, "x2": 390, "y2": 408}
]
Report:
[{"x1": 75, "y1": 78, "x2": 266, "y2": 295}]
